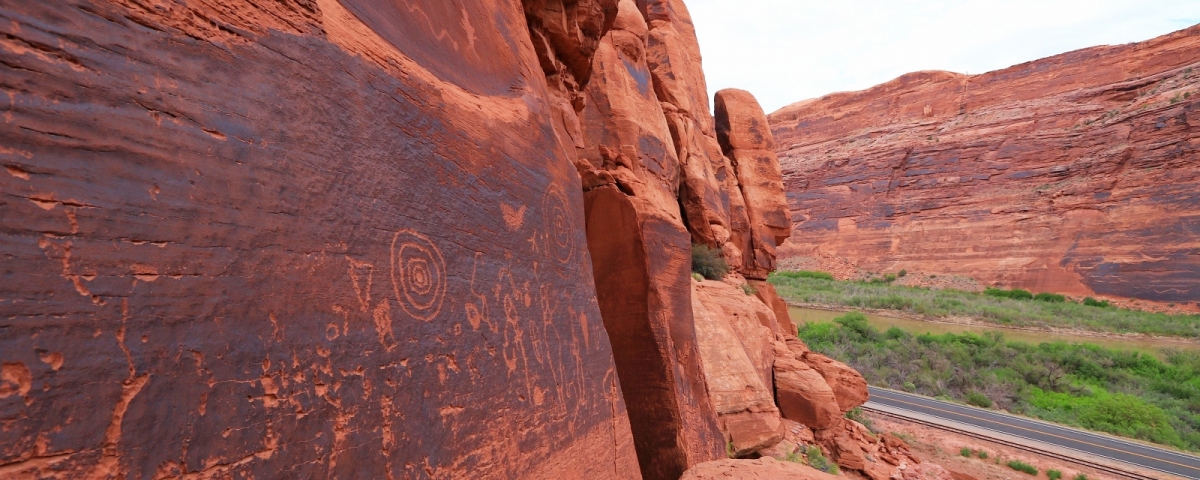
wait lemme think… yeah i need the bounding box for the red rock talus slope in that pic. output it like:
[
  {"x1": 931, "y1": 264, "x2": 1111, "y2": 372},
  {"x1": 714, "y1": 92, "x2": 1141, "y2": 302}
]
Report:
[
  {"x1": 0, "y1": 1, "x2": 643, "y2": 478},
  {"x1": 770, "y1": 25, "x2": 1200, "y2": 302}
]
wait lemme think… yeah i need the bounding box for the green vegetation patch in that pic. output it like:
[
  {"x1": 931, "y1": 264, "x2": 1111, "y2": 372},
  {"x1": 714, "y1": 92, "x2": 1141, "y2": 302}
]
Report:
[
  {"x1": 805, "y1": 445, "x2": 839, "y2": 474},
  {"x1": 1047, "y1": 469, "x2": 1063, "y2": 480},
  {"x1": 797, "y1": 313, "x2": 1200, "y2": 452},
  {"x1": 1033, "y1": 292, "x2": 1067, "y2": 303},
  {"x1": 1007, "y1": 460, "x2": 1038, "y2": 475},
  {"x1": 691, "y1": 244, "x2": 729, "y2": 280},
  {"x1": 986, "y1": 287, "x2": 1034, "y2": 300},
  {"x1": 768, "y1": 272, "x2": 1200, "y2": 338},
  {"x1": 773, "y1": 270, "x2": 835, "y2": 281}
]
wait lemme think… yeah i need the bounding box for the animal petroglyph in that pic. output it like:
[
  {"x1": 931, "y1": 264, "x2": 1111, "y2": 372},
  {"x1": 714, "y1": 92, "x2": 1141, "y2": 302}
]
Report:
[
  {"x1": 390, "y1": 229, "x2": 447, "y2": 321},
  {"x1": 501, "y1": 203, "x2": 527, "y2": 231}
]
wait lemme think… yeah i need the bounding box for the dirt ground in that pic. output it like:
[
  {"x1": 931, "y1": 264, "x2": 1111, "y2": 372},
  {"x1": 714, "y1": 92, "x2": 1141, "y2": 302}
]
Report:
[{"x1": 868, "y1": 412, "x2": 1186, "y2": 480}]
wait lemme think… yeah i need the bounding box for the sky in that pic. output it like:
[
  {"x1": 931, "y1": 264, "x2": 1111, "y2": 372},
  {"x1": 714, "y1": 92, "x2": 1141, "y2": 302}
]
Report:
[{"x1": 686, "y1": 1, "x2": 1200, "y2": 114}]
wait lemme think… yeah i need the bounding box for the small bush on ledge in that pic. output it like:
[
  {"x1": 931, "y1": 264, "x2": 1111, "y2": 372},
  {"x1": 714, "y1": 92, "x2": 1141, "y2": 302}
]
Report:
[{"x1": 691, "y1": 244, "x2": 729, "y2": 280}]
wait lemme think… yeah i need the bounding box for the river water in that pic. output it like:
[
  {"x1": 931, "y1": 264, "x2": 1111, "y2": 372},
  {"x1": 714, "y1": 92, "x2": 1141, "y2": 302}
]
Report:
[{"x1": 788, "y1": 306, "x2": 1200, "y2": 359}]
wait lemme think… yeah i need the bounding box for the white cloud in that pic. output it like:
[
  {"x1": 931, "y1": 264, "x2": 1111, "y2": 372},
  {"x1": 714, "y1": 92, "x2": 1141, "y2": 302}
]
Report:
[{"x1": 685, "y1": 0, "x2": 1200, "y2": 113}]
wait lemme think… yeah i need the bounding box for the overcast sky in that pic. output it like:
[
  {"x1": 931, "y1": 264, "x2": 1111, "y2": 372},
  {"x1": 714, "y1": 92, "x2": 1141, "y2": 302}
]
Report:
[{"x1": 687, "y1": 1, "x2": 1200, "y2": 114}]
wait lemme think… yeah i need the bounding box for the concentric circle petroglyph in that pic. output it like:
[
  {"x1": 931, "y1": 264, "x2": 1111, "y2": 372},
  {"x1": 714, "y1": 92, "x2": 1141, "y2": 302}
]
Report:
[
  {"x1": 391, "y1": 229, "x2": 446, "y2": 321},
  {"x1": 542, "y1": 185, "x2": 575, "y2": 265}
]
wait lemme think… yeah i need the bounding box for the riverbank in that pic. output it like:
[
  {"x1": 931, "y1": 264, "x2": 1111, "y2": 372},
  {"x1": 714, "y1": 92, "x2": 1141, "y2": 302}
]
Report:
[
  {"x1": 787, "y1": 301, "x2": 1200, "y2": 351},
  {"x1": 768, "y1": 273, "x2": 1200, "y2": 339},
  {"x1": 797, "y1": 311, "x2": 1200, "y2": 453}
]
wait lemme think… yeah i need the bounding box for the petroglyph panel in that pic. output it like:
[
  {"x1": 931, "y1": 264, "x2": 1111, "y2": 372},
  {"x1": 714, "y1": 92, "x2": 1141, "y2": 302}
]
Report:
[{"x1": 0, "y1": 0, "x2": 637, "y2": 478}]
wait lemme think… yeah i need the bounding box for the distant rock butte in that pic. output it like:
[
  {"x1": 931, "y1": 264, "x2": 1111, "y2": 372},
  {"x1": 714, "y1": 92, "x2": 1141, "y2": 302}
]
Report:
[
  {"x1": 0, "y1": 0, "x2": 949, "y2": 478},
  {"x1": 770, "y1": 25, "x2": 1200, "y2": 302}
]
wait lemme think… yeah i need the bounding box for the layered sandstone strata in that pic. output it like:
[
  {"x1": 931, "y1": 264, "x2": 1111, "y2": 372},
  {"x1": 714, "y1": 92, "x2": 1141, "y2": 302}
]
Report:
[{"x1": 770, "y1": 25, "x2": 1200, "y2": 302}]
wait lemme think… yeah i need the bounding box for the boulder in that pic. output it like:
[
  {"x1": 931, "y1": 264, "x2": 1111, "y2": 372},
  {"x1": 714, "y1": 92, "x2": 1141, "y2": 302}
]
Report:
[
  {"x1": 751, "y1": 281, "x2": 797, "y2": 335},
  {"x1": 814, "y1": 418, "x2": 927, "y2": 480},
  {"x1": 773, "y1": 358, "x2": 841, "y2": 429},
  {"x1": 803, "y1": 352, "x2": 869, "y2": 412}
]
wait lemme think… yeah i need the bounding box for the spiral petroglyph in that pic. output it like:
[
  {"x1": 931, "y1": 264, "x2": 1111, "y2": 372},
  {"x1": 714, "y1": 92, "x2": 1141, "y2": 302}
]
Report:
[
  {"x1": 391, "y1": 229, "x2": 447, "y2": 321},
  {"x1": 541, "y1": 185, "x2": 575, "y2": 265}
]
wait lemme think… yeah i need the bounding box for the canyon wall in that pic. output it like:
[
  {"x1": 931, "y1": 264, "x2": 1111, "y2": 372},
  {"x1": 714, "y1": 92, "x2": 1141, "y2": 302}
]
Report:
[
  {"x1": 770, "y1": 25, "x2": 1200, "y2": 302},
  {"x1": 0, "y1": 0, "x2": 941, "y2": 478},
  {"x1": 0, "y1": 0, "x2": 640, "y2": 478}
]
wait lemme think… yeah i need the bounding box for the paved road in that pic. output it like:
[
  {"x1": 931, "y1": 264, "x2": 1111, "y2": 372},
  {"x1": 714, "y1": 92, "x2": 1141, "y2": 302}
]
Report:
[{"x1": 865, "y1": 387, "x2": 1200, "y2": 479}]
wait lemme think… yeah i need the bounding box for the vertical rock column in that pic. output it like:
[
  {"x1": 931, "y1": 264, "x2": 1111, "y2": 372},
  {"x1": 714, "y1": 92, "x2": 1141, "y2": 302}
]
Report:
[
  {"x1": 715, "y1": 89, "x2": 792, "y2": 280},
  {"x1": 575, "y1": 1, "x2": 724, "y2": 478}
]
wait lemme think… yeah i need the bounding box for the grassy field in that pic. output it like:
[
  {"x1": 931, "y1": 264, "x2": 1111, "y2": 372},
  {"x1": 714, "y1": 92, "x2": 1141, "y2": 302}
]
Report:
[
  {"x1": 768, "y1": 272, "x2": 1200, "y2": 338},
  {"x1": 800, "y1": 312, "x2": 1200, "y2": 452}
]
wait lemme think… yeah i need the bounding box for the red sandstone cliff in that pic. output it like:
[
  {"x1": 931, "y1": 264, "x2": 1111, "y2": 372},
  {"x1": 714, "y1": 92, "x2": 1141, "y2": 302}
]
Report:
[
  {"x1": 0, "y1": 0, "x2": 940, "y2": 478},
  {"x1": 770, "y1": 25, "x2": 1200, "y2": 303}
]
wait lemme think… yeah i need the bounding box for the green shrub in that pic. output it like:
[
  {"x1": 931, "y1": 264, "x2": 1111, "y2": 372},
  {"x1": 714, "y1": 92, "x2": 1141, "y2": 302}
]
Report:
[
  {"x1": 985, "y1": 288, "x2": 1034, "y2": 300},
  {"x1": 783, "y1": 450, "x2": 804, "y2": 464},
  {"x1": 846, "y1": 407, "x2": 874, "y2": 431},
  {"x1": 773, "y1": 270, "x2": 835, "y2": 281},
  {"x1": 1047, "y1": 469, "x2": 1063, "y2": 480},
  {"x1": 1009, "y1": 289, "x2": 1034, "y2": 300},
  {"x1": 691, "y1": 272, "x2": 704, "y2": 282},
  {"x1": 741, "y1": 283, "x2": 757, "y2": 296},
  {"x1": 966, "y1": 391, "x2": 993, "y2": 408},
  {"x1": 1082, "y1": 297, "x2": 1111, "y2": 308},
  {"x1": 976, "y1": 450, "x2": 988, "y2": 459},
  {"x1": 1034, "y1": 292, "x2": 1066, "y2": 303},
  {"x1": 691, "y1": 244, "x2": 729, "y2": 280},
  {"x1": 1073, "y1": 474, "x2": 1088, "y2": 480},
  {"x1": 884, "y1": 274, "x2": 897, "y2": 283},
  {"x1": 1006, "y1": 460, "x2": 1038, "y2": 475},
  {"x1": 898, "y1": 269, "x2": 908, "y2": 277},
  {"x1": 806, "y1": 445, "x2": 839, "y2": 474},
  {"x1": 959, "y1": 447, "x2": 972, "y2": 457},
  {"x1": 834, "y1": 312, "x2": 874, "y2": 339}
]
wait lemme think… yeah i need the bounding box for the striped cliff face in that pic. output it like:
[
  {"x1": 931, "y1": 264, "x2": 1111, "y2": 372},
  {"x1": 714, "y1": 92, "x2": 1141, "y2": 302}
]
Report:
[{"x1": 769, "y1": 24, "x2": 1200, "y2": 304}]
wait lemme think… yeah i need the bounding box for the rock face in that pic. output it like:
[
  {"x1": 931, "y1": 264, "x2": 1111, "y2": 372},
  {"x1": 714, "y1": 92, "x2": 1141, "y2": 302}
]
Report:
[
  {"x1": 691, "y1": 279, "x2": 781, "y2": 456},
  {"x1": 770, "y1": 25, "x2": 1200, "y2": 302},
  {"x1": 717, "y1": 89, "x2": 792, "y2": 280},
  {"x1": 0, "y1": 0, "x2": 937, "y2": 479},
  {"x1": 0, "y1": 0, "x2": 641, "y2": 478}
]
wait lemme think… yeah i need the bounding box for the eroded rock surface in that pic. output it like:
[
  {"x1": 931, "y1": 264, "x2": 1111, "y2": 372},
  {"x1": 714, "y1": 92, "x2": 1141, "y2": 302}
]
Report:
[
  {"x1": 0, "y1": 0, "x2": 641, "y2": 478},
  {"x1": 0, "y1": 0, "x2": 949, "y2": 479},
  {"x1": 681, "y1": 458, "x2": 841, "y2": 480},
  {"x1": 771, "y1": 25, "x2": 1200, "y2": 302}
]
